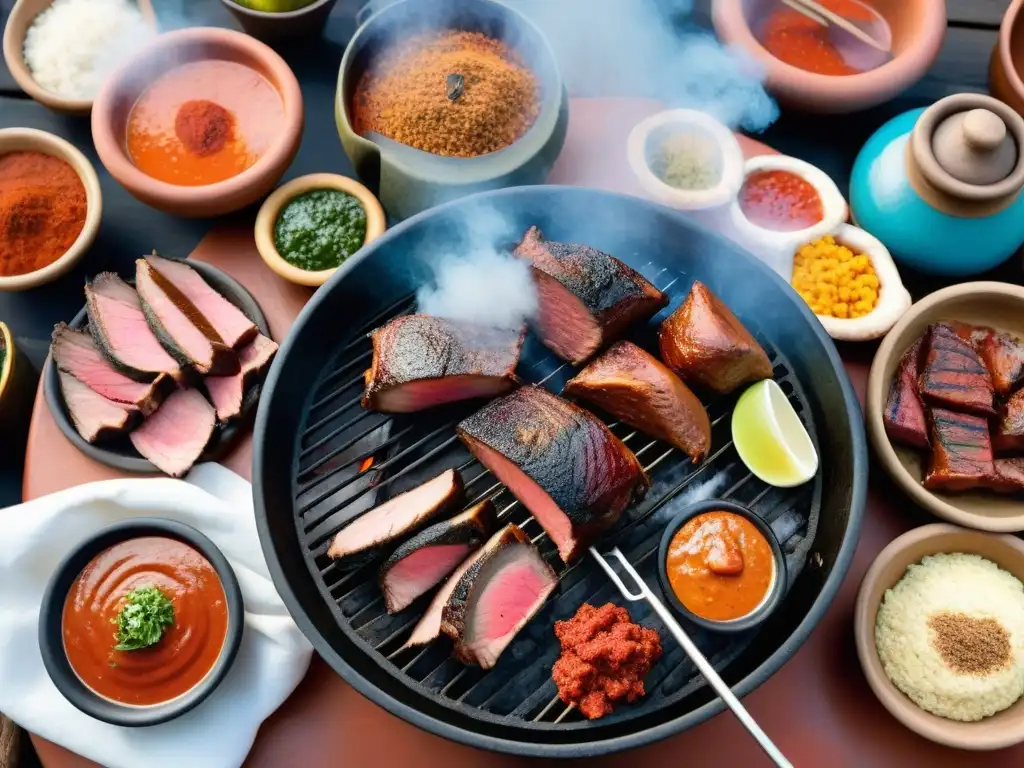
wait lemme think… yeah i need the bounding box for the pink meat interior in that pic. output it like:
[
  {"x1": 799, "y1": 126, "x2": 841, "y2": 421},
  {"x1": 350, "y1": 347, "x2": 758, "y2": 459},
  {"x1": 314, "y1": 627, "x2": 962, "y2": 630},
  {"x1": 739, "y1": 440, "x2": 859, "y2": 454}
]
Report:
[
  {"x1": 375, "y1": 375, "x2": 513, "y2": 412},
  {"x1": 137, "y1": 267, "x2": 215, "y2": 368},
  {"x1": 384, "y1": 543, "x2": 472, "y2": 612},
  {"x1": 91, "y1": 291, "x2": 178, "y2": 372},
  {"x1": 533, "y1": 271, "x2": 601, "y2": 363}
]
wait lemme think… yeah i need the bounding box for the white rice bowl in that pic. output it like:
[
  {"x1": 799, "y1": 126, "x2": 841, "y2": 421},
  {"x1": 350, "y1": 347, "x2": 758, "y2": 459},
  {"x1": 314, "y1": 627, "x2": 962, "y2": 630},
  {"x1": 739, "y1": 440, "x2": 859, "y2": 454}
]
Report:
[{"x1": 875, "y1": 552, "x2": 1024, "y2": 722}]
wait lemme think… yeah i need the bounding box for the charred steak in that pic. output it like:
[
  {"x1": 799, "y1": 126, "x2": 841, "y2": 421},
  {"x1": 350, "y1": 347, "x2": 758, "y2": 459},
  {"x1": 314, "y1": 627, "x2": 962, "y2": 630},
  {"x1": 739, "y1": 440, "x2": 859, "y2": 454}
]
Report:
[
  {"x1": 917, "y1": 323, "x2": 995, "y2": 417},
  {"x1": 883, "y1": 336, "x2": 929, "y2": 450}
]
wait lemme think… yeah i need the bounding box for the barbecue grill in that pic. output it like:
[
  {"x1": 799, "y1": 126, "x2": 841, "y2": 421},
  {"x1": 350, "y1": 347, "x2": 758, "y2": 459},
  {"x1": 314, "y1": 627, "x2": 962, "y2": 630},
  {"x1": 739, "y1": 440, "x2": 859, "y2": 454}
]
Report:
[{"x1": 253, "y1": 186, "x2": 867, "y2": 757}]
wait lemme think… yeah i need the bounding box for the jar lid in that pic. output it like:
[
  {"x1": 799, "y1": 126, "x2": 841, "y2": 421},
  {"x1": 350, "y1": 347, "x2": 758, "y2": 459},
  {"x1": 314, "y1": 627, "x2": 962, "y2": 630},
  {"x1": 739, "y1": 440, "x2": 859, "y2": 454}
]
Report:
[{"x1": 932, "y1": 109, "x2": 1017, "y2": 185}]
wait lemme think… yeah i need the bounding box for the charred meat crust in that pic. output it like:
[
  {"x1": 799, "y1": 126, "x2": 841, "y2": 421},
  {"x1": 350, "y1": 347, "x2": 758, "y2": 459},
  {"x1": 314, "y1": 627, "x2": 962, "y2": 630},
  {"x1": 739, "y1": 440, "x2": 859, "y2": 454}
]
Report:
[
  {"x1": 923, "y1": 408, "x2": 996, "y2": 492},
  {"x1": 883, "y1": 337, "x2": 930, "y2": 450},
  {"x1": 975, "y1": 328, "x2": 1024, "y2": 398},
  {"x1": 918, "y1": 323, "x2": 995, "y2": 417}
]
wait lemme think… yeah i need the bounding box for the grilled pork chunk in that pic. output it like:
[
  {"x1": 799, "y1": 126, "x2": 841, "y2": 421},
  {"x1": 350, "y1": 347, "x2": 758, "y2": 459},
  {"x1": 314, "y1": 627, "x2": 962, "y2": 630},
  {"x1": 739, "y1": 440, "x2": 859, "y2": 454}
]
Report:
[
  {"x1": 564, "y1": 341, "x2": 711, "y2": 462},
  {"x1": 658, "y1": 280, "x2": 772, "y2": 394},
  {"x1": 204, "y1": 334, "x2": 279, "y2": 422},
  {"x1": 990, "y1": 458, "x2": 1024, "y2": 494},
  {"x1": 58, "y1": 371, "x2": 140, "y2": 443},
  {"x1": 129, "y1": 388, "x2": 216, "y2": 478},
  {"x1": 993, "y1": 389, "x2": 1024, "y2": 454},
  {"x1": 923, "y1": 408, "x2": 995, "y2": 492},
  {"x1": 457, "y1": 386, "x2": 648, "y2": 563},
  {"x1": 974, "y1": 327, "x2": 1024, "y2": 398},
  {"x1": 883, "y1": 336, "x2": 929, "y2": 450},
  {"x1": 514, "y1": 226, "x2": 667, "y2": 366},
  {"x1": 918, "y1": 323, "x2": 995, "y2": 417},
  {"x1": 362, "y1": 315, "x2": 524, "y2": 413}
]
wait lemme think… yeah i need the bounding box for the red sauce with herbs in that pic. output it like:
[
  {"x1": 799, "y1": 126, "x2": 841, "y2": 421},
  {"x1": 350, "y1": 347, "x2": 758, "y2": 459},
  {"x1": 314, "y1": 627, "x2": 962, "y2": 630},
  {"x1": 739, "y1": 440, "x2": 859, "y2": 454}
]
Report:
[
  {"x1": 760, "y1": 0, "x2": 884, "y2": 76},
  {"x1": 739, "y1": 169, "x2": 824, "y2": 232}
]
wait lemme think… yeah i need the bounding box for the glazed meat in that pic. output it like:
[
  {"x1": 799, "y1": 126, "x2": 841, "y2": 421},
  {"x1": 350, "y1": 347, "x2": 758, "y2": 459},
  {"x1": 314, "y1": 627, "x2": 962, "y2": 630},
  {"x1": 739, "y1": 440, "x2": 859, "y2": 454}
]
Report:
[
  {"x1": 514, "y1": 226, "x2": 667, "y2": 365},
  {"x1": 974, "y1": 328, "x2": 1024, "y2": 398},
  {"x1": 990, "y1": 458, "x2": 1024, "y2": 494},
  {"x1": 923, "y1": 408, "x2": 995, "y2": 492},
  {"x1": 129, "y1": 388, "x2": 216, "y2": 478},
  {"x1": 58, "y1": 371, "x2": 140, "y2": 443},
  {"x1": 993, "y1": 389, "x2": 1024, "y2": 454},
  {"x1": 918, "y1": 323, "x2": 995, "y2": 417},
  {"x1": 362, "y1": 315, "x2": 524, "y2": 413},
  {"x1": 440, "y1": 524, "x2": 559, "y2": 668},
  {"x1": 379, "y1": 499, "x2": 497, "y2": 614},
  {"x1": 658, "y1": 280, "x2": 772, "y2": 394},
  {"x1": 883, "y1": 336, "x2": 929, "y2": 450},
  {"x1": 563, "y1": 341, "x2": 712, "y2": 462},
  {"x1": 457, "y1": 386, "x2": 649, "y2": 563},
  {"x1": 327, "y1": 468, "x2": 464, "y2": 565},
  {"x1": 204, "y1": 334, "x2": 279, "y2": 422}
]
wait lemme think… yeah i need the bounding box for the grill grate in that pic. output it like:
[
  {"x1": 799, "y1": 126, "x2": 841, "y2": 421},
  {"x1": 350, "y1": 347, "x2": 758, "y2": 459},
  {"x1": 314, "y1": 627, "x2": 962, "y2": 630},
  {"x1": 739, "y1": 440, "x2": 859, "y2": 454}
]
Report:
[{"x1": 290, "y1": 262, "x2": 822, "y2": 731}]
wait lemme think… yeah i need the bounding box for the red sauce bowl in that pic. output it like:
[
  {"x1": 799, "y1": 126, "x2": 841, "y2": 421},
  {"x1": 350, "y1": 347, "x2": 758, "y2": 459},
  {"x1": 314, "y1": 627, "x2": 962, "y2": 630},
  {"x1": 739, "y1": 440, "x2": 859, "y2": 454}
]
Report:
[{"x1": 38, "y1": 518, "x2": 244, "y2": 726}]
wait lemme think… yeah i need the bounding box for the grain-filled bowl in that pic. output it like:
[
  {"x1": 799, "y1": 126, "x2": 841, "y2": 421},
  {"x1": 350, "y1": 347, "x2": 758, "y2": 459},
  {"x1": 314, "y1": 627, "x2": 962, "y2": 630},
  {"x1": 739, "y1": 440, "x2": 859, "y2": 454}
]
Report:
[
  {"x1": 335, "y1": 0, "x2": 568, "y2": 221},
  {"x1": 92, "y1": 27, "x2": 303, "y2": 218}
]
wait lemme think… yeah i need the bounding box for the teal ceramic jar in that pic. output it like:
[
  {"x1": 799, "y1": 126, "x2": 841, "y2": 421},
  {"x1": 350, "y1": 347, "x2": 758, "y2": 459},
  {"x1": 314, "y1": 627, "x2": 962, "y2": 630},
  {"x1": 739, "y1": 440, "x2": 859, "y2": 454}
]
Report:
[{"x1": 850, "y1": 93, "x2": 1024, "y2": 277}]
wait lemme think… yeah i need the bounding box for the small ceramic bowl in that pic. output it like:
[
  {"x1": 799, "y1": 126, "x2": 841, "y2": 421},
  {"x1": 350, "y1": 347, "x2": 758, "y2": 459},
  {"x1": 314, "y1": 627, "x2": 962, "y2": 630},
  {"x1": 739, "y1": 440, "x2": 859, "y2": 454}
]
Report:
[
  {"x1": 0, "y1": 322, "x2": 39, "y2": 460},
  {"x1": 38, "y1": 518, "x2": 244, "y2": 727},
  {"x1": 712, "y1": 0, "x2": 946, "y2": 114},
  {"x1": 657, "y1": 499, "x2": 787, "y2": 633},
  {"x1": 92, "y1": 27, "x2": 303, "y2": 218},
  {"x1": 990, "y1": 0, "x2": 1024, "y2": 119},
  {"x1": 0, "y1": 128, "x2": 102, "y2": 291},
  {"x1": 255, "y1": 173, "x2": 386, "y2": 287},
  {"x1": 219, "y1": 0, "x2": 339, "y2": 44},
  {"x1": 855, "y1": 523, "x2": 1024, "y2": 750},
  {"x1": 867, "y1": 282, "x2": 1024, "y2": 532},
  {"x1": 2, "y1": 0, "x2": 157, "y2": 115}
]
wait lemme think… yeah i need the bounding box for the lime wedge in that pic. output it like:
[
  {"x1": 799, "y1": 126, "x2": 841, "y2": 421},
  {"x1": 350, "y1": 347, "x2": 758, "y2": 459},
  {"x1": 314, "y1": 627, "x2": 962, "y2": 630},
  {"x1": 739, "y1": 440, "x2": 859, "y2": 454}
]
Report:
[{"x1": 732, "y1": 379, "x2": 819, "y2": 487}]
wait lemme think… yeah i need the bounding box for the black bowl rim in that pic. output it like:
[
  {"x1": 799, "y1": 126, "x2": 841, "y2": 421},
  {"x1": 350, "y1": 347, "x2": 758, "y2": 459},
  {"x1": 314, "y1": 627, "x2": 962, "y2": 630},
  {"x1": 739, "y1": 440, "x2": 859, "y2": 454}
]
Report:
[
  {"x1": 43, "y1": 258, "x2": 270, "y2": 474},
  {"x1": 253, "y1": 184, "x2": 868, "y2": 757},
  {"x1": 38, "y1": 517, "x2": 245, "y2": 727},
  {"x1": 656, "y1": 498, "x2": 788, "y2": 634}
]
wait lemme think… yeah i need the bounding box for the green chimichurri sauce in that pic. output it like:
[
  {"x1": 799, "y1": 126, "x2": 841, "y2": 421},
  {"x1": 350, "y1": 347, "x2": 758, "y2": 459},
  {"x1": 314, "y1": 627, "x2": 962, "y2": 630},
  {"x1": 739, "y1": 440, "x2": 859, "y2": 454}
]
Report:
[{"x1": 273, "y1": 189, "x2": 367, "y2": 272}]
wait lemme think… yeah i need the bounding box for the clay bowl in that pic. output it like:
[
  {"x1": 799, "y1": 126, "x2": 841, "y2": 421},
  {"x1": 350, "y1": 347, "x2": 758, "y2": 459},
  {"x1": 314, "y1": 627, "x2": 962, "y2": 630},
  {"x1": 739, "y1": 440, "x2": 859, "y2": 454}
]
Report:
[
  {"x1": 2, "y1": 0, "x2": 157, "y2": 115},
  {"x1": 712, "y1": 0, "x2": 946, "y2": 114},
  {"x1": 855, "y1": 523, "x2": 1024, "y2": 749},
  {"x1": 0, "y1": 128, "x2": 102, "y2": 291},
  {"x1": 991, "y1": 0, "x2": 1024, "y2": 118},
  {"x1": 219, "y1": 0, "x2": 339, "y2": 45},
  {"x1": 0, "y1": 322, "x2": 39, "y2": 462},
  {"x1": 867, "y1": 282, "x2": 1024, "y2": 532},
  {"x1": 92, "y1": 27, "x2": 303, "y2": 218}
]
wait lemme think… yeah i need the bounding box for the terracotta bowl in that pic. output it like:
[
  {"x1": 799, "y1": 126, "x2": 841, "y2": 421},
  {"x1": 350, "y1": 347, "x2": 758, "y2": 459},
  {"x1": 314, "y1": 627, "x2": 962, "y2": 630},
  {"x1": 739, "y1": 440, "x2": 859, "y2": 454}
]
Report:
[
  {"x1": 0, "y1": 128, "x2": 102, "y2": 291},
  {"x1": 91, "y1": 27, "x2": 303, "y2": 218},
  {"x1": 2, "y1": 0, "x2": 157, "y2": 115},
  {"x1": 855, "y1": 523, "x2": 1024, "y2": 749},
  {"x1": 866, "y1": 282, "x2": 1024, "y2": 531},
  {"x1": 219, "y1": 0, "x2": 339, "y2": 45},
  {"x1": 712, "y1": 0, "x2": 946, "y2": 114},
  {"x1": 254, "y1": 173, "x2": 386, "y2": 287},
  {"x1": 991, "y1": 0, "x2": 1024, "y2": 118}
]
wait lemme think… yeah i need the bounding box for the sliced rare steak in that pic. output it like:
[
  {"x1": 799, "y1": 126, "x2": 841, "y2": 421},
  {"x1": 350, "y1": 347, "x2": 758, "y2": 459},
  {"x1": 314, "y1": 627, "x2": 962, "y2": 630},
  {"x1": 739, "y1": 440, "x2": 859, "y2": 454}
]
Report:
[
  {"x1": 205, "y1": 334, "x2": 279, "y2": 422},
  {"x1": 58, "y1": 371, "x2": 140, "y2": 443},
  {"x1": 563, "y1": 341, "x2": 712, "y2": 462},
  {"x1": 379, "y1": 499, "x2": 498, "y2": 614},
  {"x1": 440, "y1": 523, "x2": 559, "y2": 669},
  {"x1": 883, "y1": 336, "x2": 929, "y2": 450},
  {"x1": 514, "y1": 226, "x2": 667, "y2": 366},
  {"x1": 85, "y1": 273, "x2": 183, "y2": 382},
  {"x1": 144, "y1": 253, "x2": 258, "y2": 348},
  {"x1": 658, "y1": 280, "x2": 772, "y2": 394},
  {"x1": 129, "y1": 388, "x2": 216, "y2": 478},
  {"x1": 457, "y1": 386, "x2": 649, "y2": 563},
  {"x1": 362, "y1": 315, "x2": 524, "y2": 413},
  {"x1": 327, "y1": 468, "x2": 464, "y2": 565},
  {"x1": 52, "y1": 323, "x2": 173, "y2": 415},
  {"x1": 917, "y1": 323, "x2": 995, "y2": 417},
  {"x1": 135, "y1": 259, "x2": 240, "y2": 376}
]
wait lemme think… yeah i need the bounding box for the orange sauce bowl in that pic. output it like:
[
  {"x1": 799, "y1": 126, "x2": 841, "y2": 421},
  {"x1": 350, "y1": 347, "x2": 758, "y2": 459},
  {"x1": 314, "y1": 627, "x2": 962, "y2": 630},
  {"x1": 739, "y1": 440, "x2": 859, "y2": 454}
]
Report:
[{"x1": 657, "y1": 499, "x2": 787, "y2": 633}]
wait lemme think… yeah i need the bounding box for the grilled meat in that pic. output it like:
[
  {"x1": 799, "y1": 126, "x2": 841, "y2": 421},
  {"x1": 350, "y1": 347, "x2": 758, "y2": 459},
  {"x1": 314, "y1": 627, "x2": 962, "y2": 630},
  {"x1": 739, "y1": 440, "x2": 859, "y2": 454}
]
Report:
[
  {"x1": 923, "y1": 408, "x2": 995, "y2": 492},
  {"x1": 144, "y1": 253, "x2": 258, "y2": 349},
  {"x1": 514, "y1": 226, "x2": 667, "y2": 366},
  {"x1": 883, "y1": 336, "x2": 929, "y2": 450},
  {"x1": 457, "y1": 386, "x2": 649, "y2": 563},
  {"x1": 362, "y1": 315, "x2": 524, "y2": 413},
  {"x1": 204, "y1": 334, "x2": 279, "y2": 422},
  {"x1": 327, "y1": 468, "x2": 464, "y2": 564},
  {"x1": 658, "y1": 280, "x2": 772, "y2": 394},
  {"x1": 379, "y1": 499, "x2": 498, "y2": 614},
  {"x1": 440, "y1": 524, "x2": 559, "y2": 669},
  {"x1": 918, "y1": 323, "x2": 995, "y2": 417},
  {"x1": 563, "y1": 341, "x2": 711, "y2": 461},
  {"x1": 993, "y1": 388, "x2": 1024, "y2": 454},
  {"x1": 974, "y1": 328, "x2": 1024, "y2": 398},
  {"x1": 51, "y1": 323, "x2": 172, "y2": 415},
  {"x1": 990, "y1": 458, "x2": 1024, "y2": 494},
  {"x1": 58, "y1": 371, "x2": 140, "y2": 443},
  {"x1": 129, "y1": 388, "x2": 216, "y2": 477}
]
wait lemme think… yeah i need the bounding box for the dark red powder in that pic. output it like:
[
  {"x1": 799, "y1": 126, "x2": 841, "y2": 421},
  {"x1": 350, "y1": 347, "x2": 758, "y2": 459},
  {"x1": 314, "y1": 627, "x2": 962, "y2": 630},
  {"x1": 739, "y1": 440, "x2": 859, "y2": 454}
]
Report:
[{"x1": 174, "y1": 99, "x2": 233, "y2": 157}]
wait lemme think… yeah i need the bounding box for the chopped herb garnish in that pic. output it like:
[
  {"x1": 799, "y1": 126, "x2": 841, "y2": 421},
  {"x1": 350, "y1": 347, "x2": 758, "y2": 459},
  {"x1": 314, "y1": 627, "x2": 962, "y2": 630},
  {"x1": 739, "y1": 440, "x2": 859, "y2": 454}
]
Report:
[{"x1": 111, "y1": 586, "x2": 175, "y2": 651}]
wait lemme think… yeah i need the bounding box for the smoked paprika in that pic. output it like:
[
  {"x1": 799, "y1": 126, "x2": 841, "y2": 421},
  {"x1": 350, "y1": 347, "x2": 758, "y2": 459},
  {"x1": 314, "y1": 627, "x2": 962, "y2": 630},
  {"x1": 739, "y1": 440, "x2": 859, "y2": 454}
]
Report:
[
  {"x1": 0, "y1": 151, "x2": 87, "y2": 277},
  {"x1": 174, "y1": 99, "x2": 233, "y2": 157}
]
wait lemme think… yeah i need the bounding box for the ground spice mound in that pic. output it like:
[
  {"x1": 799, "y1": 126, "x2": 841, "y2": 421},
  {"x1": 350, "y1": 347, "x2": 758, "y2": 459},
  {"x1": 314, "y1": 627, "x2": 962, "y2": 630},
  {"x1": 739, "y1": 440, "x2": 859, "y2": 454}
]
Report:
[
  {"x1": 174, "y1": 99, "x2": 233, "y2": 157},
  {"x1": 0, "y1": 151, "x2": 87, "y2": 277},
  {"x1": 552, "y1": 603, "x2": 662, "y2": 720},
  {"x1": 928, "y1": 611, "x2": 1012, "y2": 676},
  {"x1": 352, "y1": 31, "x2": 540, "y2": 157}
]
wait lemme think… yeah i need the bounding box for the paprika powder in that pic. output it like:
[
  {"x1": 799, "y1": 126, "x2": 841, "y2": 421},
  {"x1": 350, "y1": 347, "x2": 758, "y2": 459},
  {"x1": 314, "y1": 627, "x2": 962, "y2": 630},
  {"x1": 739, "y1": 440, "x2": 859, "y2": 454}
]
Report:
[
  {"x1": 0, "y1": 151, "x2": 87, "y2": 277},
  {"x1": 174, "y1": 99, "x2": 233, "y2": 157}
]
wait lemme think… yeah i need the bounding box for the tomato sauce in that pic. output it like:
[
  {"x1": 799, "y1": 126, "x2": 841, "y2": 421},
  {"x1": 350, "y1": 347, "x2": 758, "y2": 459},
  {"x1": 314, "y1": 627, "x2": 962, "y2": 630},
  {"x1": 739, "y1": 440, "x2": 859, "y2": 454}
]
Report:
[
  {"x1": 739, "y1": 169, "x2": 824, "y2": 232},
  {"x1": 127, "y1": 60, "x2": 284, "y2": 187},
  {"x1": 62, "y1": 536, "x2": 228, "y2": 706},
  {"x1": 665, "y1": 511, "x2": 774, "y2": 622}
]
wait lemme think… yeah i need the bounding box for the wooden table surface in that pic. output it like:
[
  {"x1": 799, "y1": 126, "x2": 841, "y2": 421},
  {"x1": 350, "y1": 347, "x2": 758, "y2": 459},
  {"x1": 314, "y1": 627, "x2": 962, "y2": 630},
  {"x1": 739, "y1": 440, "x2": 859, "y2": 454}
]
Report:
[{"x1": 3, "y1": 2, "x2": 1024, "y2": 767}]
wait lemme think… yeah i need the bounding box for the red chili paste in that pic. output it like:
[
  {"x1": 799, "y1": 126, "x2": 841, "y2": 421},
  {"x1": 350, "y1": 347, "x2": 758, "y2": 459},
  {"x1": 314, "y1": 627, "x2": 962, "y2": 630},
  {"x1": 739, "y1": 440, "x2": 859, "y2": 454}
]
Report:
[
  {"x1": 739, "y1": 169, "x2": 824, "y2": 232},
  {"x1": 760, "y1": 0, "x2": 879, "y2": 76}
]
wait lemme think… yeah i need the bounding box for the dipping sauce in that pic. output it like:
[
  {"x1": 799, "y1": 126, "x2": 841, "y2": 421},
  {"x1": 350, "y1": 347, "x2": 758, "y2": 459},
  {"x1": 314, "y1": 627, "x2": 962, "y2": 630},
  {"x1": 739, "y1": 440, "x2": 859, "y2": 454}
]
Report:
[
  {"x1": 666, "y1": 511, "x2": 775, "y2": 622},
  {"x1": 739, "y1": 169, "x2": 824, "y2": 232},
  {"x1": 273, "y1": 189, "x2": 367, "y2": 271},
  {"x1": 62, "y1": 536, "x2": 228, "y2": 706},
  {"x1": 127, "y1": 60, "x2": 284, "y2": 186}
]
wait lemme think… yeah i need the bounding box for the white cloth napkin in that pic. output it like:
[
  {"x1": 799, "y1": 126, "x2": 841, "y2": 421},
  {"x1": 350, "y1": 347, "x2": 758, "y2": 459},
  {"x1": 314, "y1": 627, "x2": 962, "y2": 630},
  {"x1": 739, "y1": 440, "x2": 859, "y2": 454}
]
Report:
[{"x1": 0, "y1": 464, "x2": 313, "y2": 768}]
